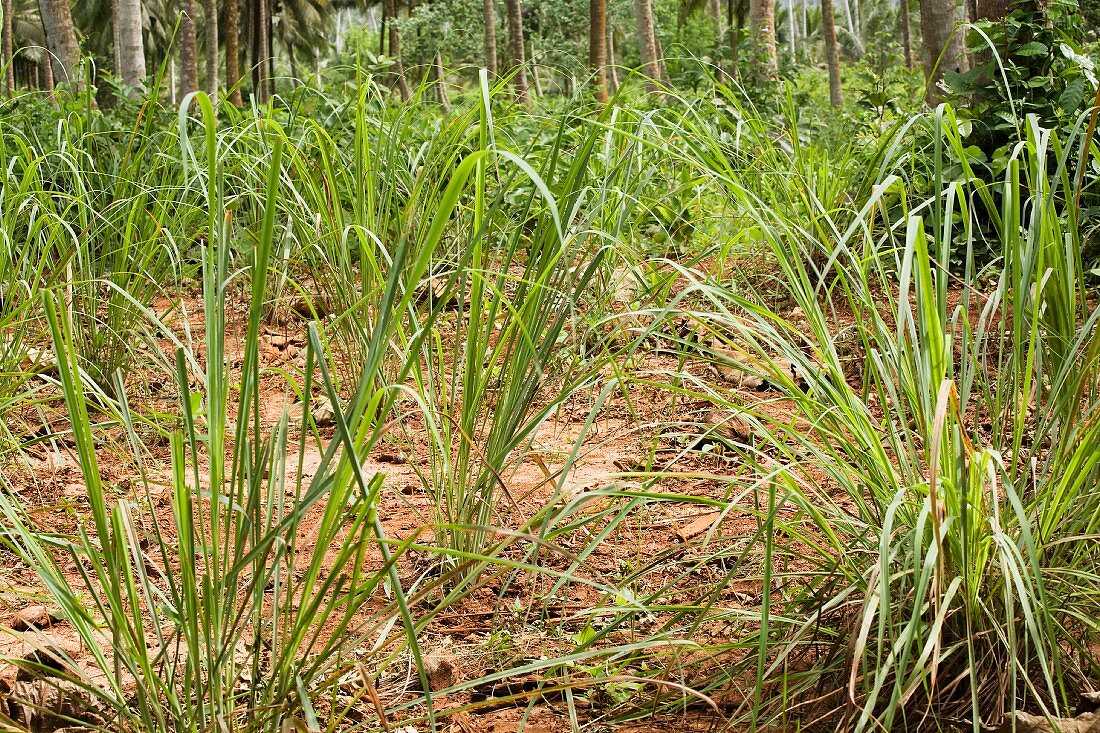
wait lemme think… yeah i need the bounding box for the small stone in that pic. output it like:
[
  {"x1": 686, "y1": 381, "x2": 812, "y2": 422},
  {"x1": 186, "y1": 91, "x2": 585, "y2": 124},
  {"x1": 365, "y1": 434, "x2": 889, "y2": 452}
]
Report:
[
  {"x1": 2, "y1": 678, "x2": 106, "y2": 732},
  {"x1": 1080, "y1": 691, "x2": 1100, "y2": 715},
  {"x1": 703, "y1": 409, "x2": 755, "y2": 443},
  {"x1": 9, "y1": 606, "x2": 60, "y2": 632},
  {"x1": 15, "y1": 643, "x2": 70, "y2": 681},
  {"x1": 44, "y1": 452, "x2": 68, "y2": 472},
  {"x1": 422, "y1": 649, "x2": 457, "y2": 691},
  {"x1": 675, "y1": 511, "x2": 722, "y2": 542},
  {"x1": 310, "y1": 398, "x2": 336, "y2": 427}
]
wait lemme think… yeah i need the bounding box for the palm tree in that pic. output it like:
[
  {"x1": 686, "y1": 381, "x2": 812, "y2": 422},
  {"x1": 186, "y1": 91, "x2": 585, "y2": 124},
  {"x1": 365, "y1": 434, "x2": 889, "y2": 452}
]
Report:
[
  {"x1": 203, "y1": 0, "x2": 217, "y2": 97},
  {"x1": 748, "y1": 0, "x2": 778, "y2": 84},
  {"x1": 900, "y1": 0, "x2": 913, "y2": 66},
  {"x1": 822, "y1": 0, "x2": 841, "y2": 104},
  {"x1": 273, "y1": 0, "x2": 333, "y2": 85},
  {"x1": 381, "y1": 0, "x2": 409, "y2": 99},
  {"x1": 918, "y1": 0, "x2": 965, "y2": 103},
  {"x1": 179, "y1": 0, "x2": 199, "y2": 96},
  {"x1": 6, "y1": 0, "x2": 45, "y2": 88},
  {"x1": 38, "y1": 0, "x2": 80, "y2": 85},
  {"x1": 249, "y1": 0, "x2": 272, "y2": 101},
  {"x1": 590, "y1": 0, "x2": 607, "y2": 101},
  {"x1": 484, "y1": 0, "x2": 497, "y2": 75},
  {"x1": 226, "y1": 0, "x2": 243, "y2": 104},
  {"x1": 633, "y1": 0, "x2": 659, "y2": 92},
  {"x1": 504, "y1": 0, "x2": 528, "y2": 103},
  {"x1": 117, "y1": 0, "x2": 145, "y2": 90},
  {"x1": 3, "y1": 0, "x2": 14, "y2": 94}
]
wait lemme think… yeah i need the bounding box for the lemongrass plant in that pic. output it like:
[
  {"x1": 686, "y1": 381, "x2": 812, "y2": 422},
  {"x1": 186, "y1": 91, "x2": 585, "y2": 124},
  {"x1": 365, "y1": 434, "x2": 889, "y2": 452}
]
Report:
[
  {"x1": 0, "y1": 93, "x2": 456, "y2": 733},
  {"x1": 637, "y1": 100, "x2": 1100, "y2": 730},
  {"x1": 0, "y1": 85, "x2": 710, "y2": 731}
]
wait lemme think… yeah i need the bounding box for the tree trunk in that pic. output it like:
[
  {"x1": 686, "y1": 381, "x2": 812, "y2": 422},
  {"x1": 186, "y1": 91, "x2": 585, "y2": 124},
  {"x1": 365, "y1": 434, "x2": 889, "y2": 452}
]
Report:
[
  {"x1": 900, "y1": 0, "x2": 913, "y2": 67},
  {"x1": 633, "y1": 0, "x2": 659, "y2": 92},
  {"x1": 179, "y1": 0, "x2": 200, "y2": 98},
  {"x1": 484, "y1": 0, "x2": 498, "y2": 75},
  {"x1": 250, "y1": 0, "x2": 272, "y2": 102},
  {"x1": 2, "y1": 0, "x2": 14, "y2": 95},
  {"x1": 43, "y1": 55, "x2": 54, "y2": 91},
  {"x1": 786, "y1": 0, "x2": 796, "y2": 59},
  {"x1": 225, "y1": 0, "x2": 243, "y2": 104},
  {"x1": 654, "y1": 30, "x2": 668, "y2": 82},
  {"x1": 976, "y1": 0, "x2": 1015, "y2": 20},
  {"x1": 112, "y1": 0, "x2": 121, "y2": 73},
  {"x1": 726, "y1": 0, "x2": 737, "y2": 79},
  {"x1": 38, "y1": 0, "x2": 80, "y2": 86},
  {"x1": 800, "y1": 0, "x2": 806, "y2": 46},
  {"x1": 382, "y1": 0, "x2": 410, "y2": 100},
  {"x1": 117, "y1": 0, "x2": 146, "y2": 91},
  {"x1": 434, "y1": 50, "x2": 450, "y2": 109},
  {"x1": 747, "y1": 0, "x2": 777, "y2": 85},
  {"x1": 203, "y1": 0, "x2": 218, "y2": 97},
  {"x1": 504, "y1": 0, "x2": 529, "y2": 104},
  {"x1": 918, "y1": 0, "x2": 966, "y2": 104},
  {"x1": 589, "y1": 0, "x2": 607, "y2": 101},
  {"x1": 822, "y1": 0, "x2": 841, "y2": 105},
  {"x1": 838, "y1": 0, "x2": 854, "y2": 35},
  {"x1": 378, "y1": 1, "x2": 386, "y2": 54}
]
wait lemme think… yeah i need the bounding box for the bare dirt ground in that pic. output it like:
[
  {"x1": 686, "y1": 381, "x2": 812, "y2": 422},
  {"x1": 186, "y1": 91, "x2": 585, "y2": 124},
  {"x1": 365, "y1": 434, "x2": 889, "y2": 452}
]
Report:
[{"x1": 0, "y1": 281, "x2": 840, "y2": 732}]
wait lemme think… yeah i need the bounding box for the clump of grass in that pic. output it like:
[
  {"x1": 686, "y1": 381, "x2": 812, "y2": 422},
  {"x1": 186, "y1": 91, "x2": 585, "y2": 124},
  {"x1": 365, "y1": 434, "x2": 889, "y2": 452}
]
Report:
[{"x1": 645, "y1": 101, "x2": 1100, "y2": 729}]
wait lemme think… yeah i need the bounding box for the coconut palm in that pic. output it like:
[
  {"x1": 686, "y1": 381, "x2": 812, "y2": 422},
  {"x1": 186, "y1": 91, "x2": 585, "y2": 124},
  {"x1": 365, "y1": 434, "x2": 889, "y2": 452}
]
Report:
[
  {"x1": 38, "y1": 0, "x2": 80, "y2": 85},
  {"x1": 273, "y1": 0, "x2": 333, "y2": 83}
]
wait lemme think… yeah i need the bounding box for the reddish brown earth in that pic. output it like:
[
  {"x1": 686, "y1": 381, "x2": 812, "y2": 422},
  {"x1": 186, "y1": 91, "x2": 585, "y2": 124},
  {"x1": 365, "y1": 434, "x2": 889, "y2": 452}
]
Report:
[{"x1": 0, "y1": 281, "x2": 850, "y2": 732}]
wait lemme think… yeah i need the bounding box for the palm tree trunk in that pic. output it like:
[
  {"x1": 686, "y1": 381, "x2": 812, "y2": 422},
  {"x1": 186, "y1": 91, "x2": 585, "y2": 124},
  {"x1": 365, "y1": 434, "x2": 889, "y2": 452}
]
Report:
[
  {"x1": 900, "y1": 0, "x2": 913, "y2": 67},
  {"x1": 748, "y1": 0, "x2": 777, "y2": 85},
  {"x1": 42, "y1": 54, "x2": 56, "y2": 105},
  {"x1": 504, "y1": 0, "x2": 529, "y2": 104},
  {"x1": 382, "y1": 0, "x2": 410, "y2": 100},
  {"x1": 838, "y1": 0, "x2": 854, "y2": 35},
  {"x1": 117, "y1": 0, "x2": 146, "y2": 91},
  {"x1": 38, "y1": 0, "x2": 80, "y2": 86},
  {"x1": 112, "y1": 0, "x2": 121, "y2": 72},
  {"x1": 179, "y1": 0, "x2": 200, "y2": 97},
  {"x1": 378, "y1": 2, "x2": 386, "y2": 53},
  {"x1": 225, "y1": 0, "x2": 243, "y2": 104},
  {"x1": 2, "y1": 0, "x2": 15, "y2": 95},
  {"x1": 589, "y1": 0, "x2": 607, "y2": 101},
  {"x1": 653, "y1": 30, "x2": 668, "y2": 82},
  {"x1": 434, "y1": 50, "x2": 450, "y2": 109},
  {"x1": 484, "y1": 0, "x2": 498, "y2": 75},
  {"x1": 203, "y1": 0, "x2": 218, "y2": 97},
  {"x1": 822, "y1": 0, "x2": 841, "y2": 105},
  {"x1": 251, "y1": 0, "x2": 272, "y2": 102},
  {"x1": 918, "y1": 0, "x2": 966, "y2": 104},
  {"x1": 633, "y1": 0, "x2": 659, "y2": 92},
  {"x1": 786, "y1": 0, "x2": 796, "y2": 59}
]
